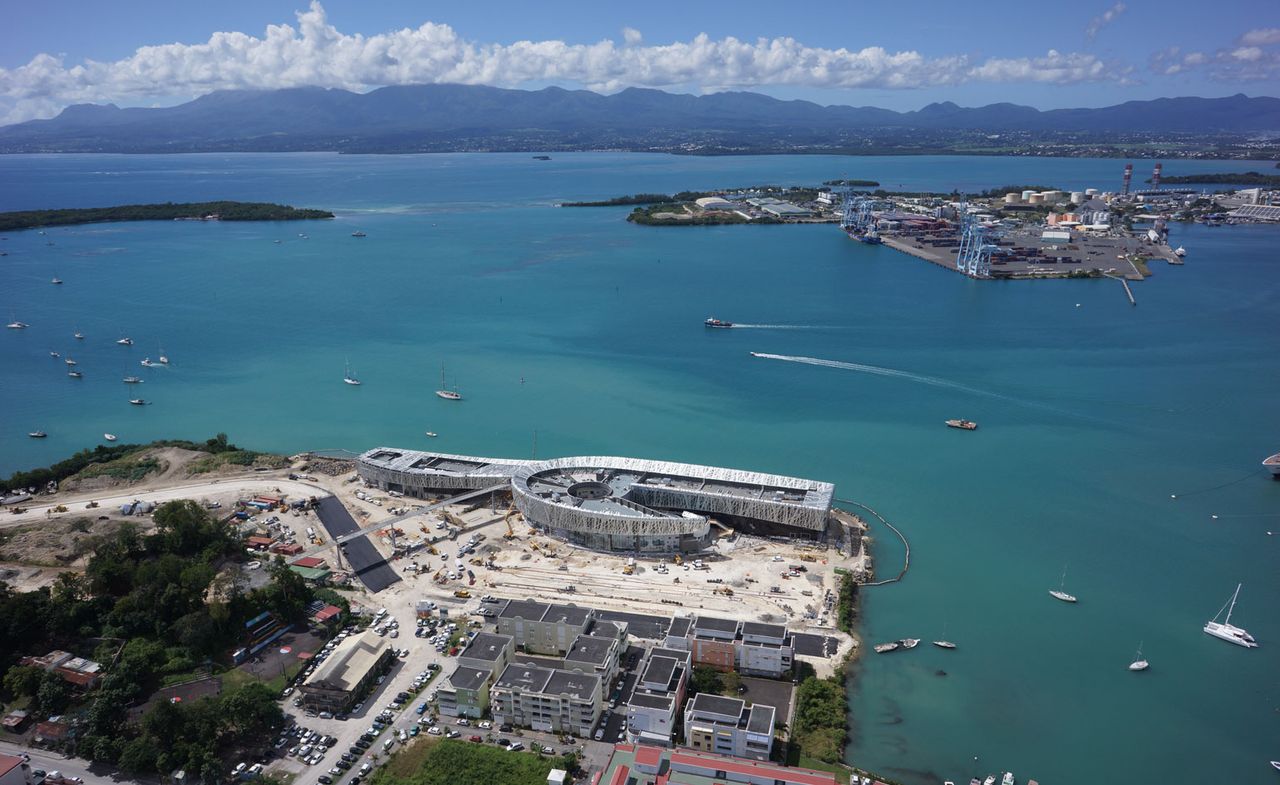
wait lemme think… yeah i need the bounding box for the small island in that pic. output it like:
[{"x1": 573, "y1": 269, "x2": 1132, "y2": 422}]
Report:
[{"x1": 0, "y1": 200, "x2": 334, "y2": 232}]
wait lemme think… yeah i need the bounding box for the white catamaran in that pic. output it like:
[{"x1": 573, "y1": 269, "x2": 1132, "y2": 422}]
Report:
[{"x1": 1204, "y1": 583, "x2": 1257, "y2": 648}]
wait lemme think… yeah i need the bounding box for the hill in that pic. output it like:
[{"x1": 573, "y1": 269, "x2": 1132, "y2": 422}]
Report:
[{"x1": 1, "y1": 85, "x2": 1277, "y2": 154}]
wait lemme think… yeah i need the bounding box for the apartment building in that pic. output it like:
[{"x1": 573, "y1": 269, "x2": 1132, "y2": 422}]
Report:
[
  {"x1": 682, "y1": 693, "x2": 775, "y2": 761},
  {"x1": 490, "y1": 661, "x2": 602, "y2": 736}
]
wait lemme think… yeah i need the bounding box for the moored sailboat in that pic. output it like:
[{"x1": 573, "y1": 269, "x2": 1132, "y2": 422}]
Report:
[
  {"x1": 1204, "y1": 583, "x2": 1257, "y2": 648},
  {"x1": 1128, "y1": 642, "x2": 1149, "y2": 671},
  {"x1": 1049, "y1": 566, "x2": 1077, "y2": 603},
  {"x1": 436, "y1": 364, "x2": 462, "y2": 400}
]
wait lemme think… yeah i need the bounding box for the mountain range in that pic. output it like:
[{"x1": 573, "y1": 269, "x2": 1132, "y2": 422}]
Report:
[{"x1": 1, "y1": 85, "x2": 1276, "y2": 154}]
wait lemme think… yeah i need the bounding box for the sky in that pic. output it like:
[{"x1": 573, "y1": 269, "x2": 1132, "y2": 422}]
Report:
[{"x1": 0, "y1": 0, "x2": 1277, "y2": 125}]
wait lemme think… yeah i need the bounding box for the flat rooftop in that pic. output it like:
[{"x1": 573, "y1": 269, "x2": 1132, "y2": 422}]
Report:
[
  {"x1": 460, "y1": 632, "x2": 512, "y2": 662},
  {"x1": 564, "y1": 635, "x2": 615, "y2": 667},
  {"x1": 741, "y1": 621, "x2": 787, "y2": 640},
  {"x1": 628, "y1": 692, "x2": 674, "y2": 711},
  {"x1": 495, "y1": 663, "x2": 553, "y2": 693},
  {"x1": 448, "y1": 666, "x2": 491, "y2": 692},
  {"x1": 692, "y1": 615, "x2": 740, "y2": 635},
  {"x1": 746, "y1": 704, "x2": 775, "y2": 734},
  {"x1": 667, "y1": 617, "x2": 692, "y2": 638},
  {"x1": 641, "y1": 656, "x2": 677, "y2": 689},
  {"x1": 687, "y1": 692, "x2": 744, "y2": 720}
]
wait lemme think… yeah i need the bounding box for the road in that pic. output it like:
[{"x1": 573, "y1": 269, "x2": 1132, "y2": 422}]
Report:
[
  {"x1": 2, "y1": 476, "x2": 331, "y2": 529},
  {"x1": 313, "y1": 497, "x2": 401, "y2": 593},
  {"x1": 0, "y1": 739, "x2": 152, "y2": 785}
]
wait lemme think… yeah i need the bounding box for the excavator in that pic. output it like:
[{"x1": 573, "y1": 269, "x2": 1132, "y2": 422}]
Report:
[{"x1": 502, "y1": 504, "x2": 518, "y2": 540}]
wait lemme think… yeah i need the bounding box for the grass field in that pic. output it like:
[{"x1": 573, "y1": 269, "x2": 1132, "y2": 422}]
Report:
[{"x1": 371, "y1": 738, "x2": 562, "y2": 785}]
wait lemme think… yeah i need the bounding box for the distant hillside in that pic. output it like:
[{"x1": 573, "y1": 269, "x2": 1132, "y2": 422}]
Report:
[{"x1": 0, "y1": 85, "x2": 1277, "y2": 154}]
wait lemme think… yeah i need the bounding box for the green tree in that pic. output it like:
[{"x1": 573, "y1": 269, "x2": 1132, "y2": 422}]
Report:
[
  {"x1": 35, "y1": 671, "x2": 71, "y2": 715},
  {"x1": 689, "y1": 665, "x2": 723, "y2": 696},
  {"x1": 118, "y1": 735, "x2": 161, "y2": 775},
  {"x1": 2, "y1": 664, "x2": 43, "y2": 699},
  {"x1": 720, "y1": 670, "x2": 742, "y2": 695}
]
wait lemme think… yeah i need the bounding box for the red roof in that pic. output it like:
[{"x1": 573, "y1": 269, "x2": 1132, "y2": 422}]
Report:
[
  {"x1": 0, "y1": 754, "x2": 22, "y2": 776},
  {"x1": 247, "y1": 536, "x2": 274, "y2": 546},
  {"x1": 54, "y1": 667, "x2": 98, "y2": 687},
  {"x1": 34, "y1": 721, "x2": 69, "y2": 740},
  {"x1": 293, "y1": 556, "x2": 325, "y2": 568},
  {"x1": 669, "y1": 751, "x2": 837, "y2": 785},
  {"x1": 606, "y1": 764, "x2": 630, "y2": 785},
  {"x1": 313, "y1": 604, "x2": 342, "y2": 621},
  {"x1": 272, "y1": 543, "x2": 304, "y2": 555},
  {"x1": 634, "y1": 745, "x2": 663, "y2": 769}
]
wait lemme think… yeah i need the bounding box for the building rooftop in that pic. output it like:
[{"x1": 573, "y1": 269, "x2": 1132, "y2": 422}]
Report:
[
  {"x1": 494, "y1": 663, "x2": 553, "y2": 693},
  {"x1": 460, "y1": 632, "x2": 513, "y2": 662},
  {"x1": 740, "y1": 621, "x2": 787, "y2": 640},
  {"x1": 305, "y1": 630, "x2": 390, "y2": 692},
  {"x1": 667, "y1": 616, "x2": 692, "y2": 638},
  {"x1": 628, "y1": 692, "x2": 673, "y2": 711},
  {"x1": 746, "y1": 704, "x2": 775, "y2": 734},
  {"x1": 692, "y1": 615, "x2": 740, "y2": 635},
  {"x1": 545, "y1": 669, "x2": 600, "y2": 700},
  {"x1": 499, "y1": 599, "x2": 550, "y2": 621},
  {"x1": 0, "y1": 754, "x2": 23, "y2": 778},
  {"x1": 448, "y1": 666, "x2": 492, "y2": 692},
  {"x1": 564, "y1": 635, "x2": 615, "y2": 667},
  {"x1": 598, "y1": 744, "x2": 838, "y2": 785},
  {"x1": 544, "y1": 604, "x2": 594, "y2": 627},
  {"x1": 687, "y1": 692, "x2": 744, "y2": 721},
  {"x1": 641, "y1": 655, "x2": 677, "y2": 689}
]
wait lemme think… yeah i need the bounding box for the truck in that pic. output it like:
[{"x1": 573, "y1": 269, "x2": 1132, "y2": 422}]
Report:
[{"x1": 453, "y1": 589, "x2": 471, "y2": 599}]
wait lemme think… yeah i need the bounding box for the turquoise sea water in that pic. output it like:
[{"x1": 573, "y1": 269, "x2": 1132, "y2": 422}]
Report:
[{"x1": 1, "y1": 153, "x2": 1278, "y2": 784}]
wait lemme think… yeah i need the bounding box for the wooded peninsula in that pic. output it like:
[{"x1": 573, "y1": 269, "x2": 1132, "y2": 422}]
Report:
[{"x1": 0, "y1": 201, "x2": 334, "y2": 232}]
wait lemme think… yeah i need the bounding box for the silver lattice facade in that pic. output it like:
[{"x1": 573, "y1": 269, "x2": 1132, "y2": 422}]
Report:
[{"x1": 356, "y1": 449, "x2": 834, "y2": 553}]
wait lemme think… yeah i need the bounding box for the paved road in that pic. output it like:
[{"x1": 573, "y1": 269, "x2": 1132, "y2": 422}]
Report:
[
  {"x1": 0, "y1": 739, "x2": 152, "y2": 785},
  {"x1": 792, "y1": 632, "x2": 839, "y2": 658},
  {"x1": 313, "y1": 497, "x2": 401, "y2": 593}
]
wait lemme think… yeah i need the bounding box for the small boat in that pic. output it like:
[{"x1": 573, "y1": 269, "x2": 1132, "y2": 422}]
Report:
[
  {"x1": 351, "y1": 231, "x2": 367, "y2": 238},
  {"x1": 933, "y1": 640, "x2": 957, "y2": 649},
  {"x1": 64, "y1": 358, "x2": 76, "y2": 366},
  {"x1": 1129, "y1": 642, "x2": 1149, "y2": 671},
  {"x1": 1001, "y1": 774, "x2": 1014, "y2": 785},
  {"x1": 1204, "y1": 583, "x2": 1258, "y2": 648},
  {"x1": 1263, "y1": 452, "x2": 1280, "y2": 477},
  {"x1": 532, "y1": 155, "x2": 552, "y2": 160},
  {"x1": 74, "y1": 331, "x2": 84, "y2": 340},
  {"x1": 1270, "y1": 761, "x2": 1280, "y2": 772},
  {"x1": 157, "y1": 344, "x2": 169, "y2": 364},
  {"x1": 898, "y1": 638, "x2": 920, "y2": 649},
  {"x1": 129, "y1": 398, "x2": 148, "y2": 405},
  {"x1": 273, "y1": 239, "x2": 282, "y2": 244},
  {"x1": 122, "y1": 376, "x2": 143, "y2": 384},
  {"x1": 28, "y1": 431, "x2": 47, "y2": 438},
  {"x1": 704, "y1": 317, "x2": 733, "y2": 328},
  {"x1": 68, "y1": 370, "x2": 82, "y2": 378},
  {"x1": 51, "y1": 276, "x2": 63, "y2": 285},
  {"x1": 49, "y1": 351, "x2": 59, "y2": 358},
  {"x1": 873, "y1": 642, "x2": 900, "y2": 654},
  {"x1": 983, "y1": 776, "x2": 996, "y2": 785},
  {"x1": 103, "y1": 433, "x2": 117, "y2": 442},
  {"x1": 425, "y1": 431, "x2": 438, "y2": 438},
  {"x1": 436, "y1": 363, "x2": 462, "y2": 400},
  {"x1": 116, "y1": 337, "x2": 133, "y2": 346},
  {"x1": 1050, "y1": 566, "x2": 1078, "y2": 603},
  {"x1": 945, "y1": 419, "x2": 978, "y2": 430},
  {"x1": 1174, "y1": 246, "x2": 1186, "y2": 257},
  {"x1": 6, "y1": 320, "x2": 29, "y2": 329},
  {"x1": 140, "y1": 357, "x2": 155, "y2": 367},
  {"x1": 343, "y1": 360, "x2": 361, "y2": 386}
]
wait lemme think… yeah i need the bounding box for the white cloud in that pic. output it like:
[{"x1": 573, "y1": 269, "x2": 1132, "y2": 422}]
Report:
[
  {"x1": 0, "y1": 1, "x2": 1117, "y2": 124},
  {"x1": 1230, "y1": 46, "x2": 1264, "y2": 62},
  {"x1": 1239, "y1": 28, "x2": 1280, "y2": 46},
  {"x1": 1085, "y1": 2, "x2": 1126, "y2": 42}
]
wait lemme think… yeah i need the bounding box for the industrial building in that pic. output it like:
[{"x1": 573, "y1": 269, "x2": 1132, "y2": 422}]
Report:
[
  {"x1": 300, "y1": 630, "x2": 394, "y2": 713},
  {"x1": 356, "y1": 449, "x2": 835, "y2": 553},
  {"x1": 683, "y1": 693, "x2": 776, "y2": 760},
  {"x1": 597, "y1": 744, "x2": 837, "y2": 785}
]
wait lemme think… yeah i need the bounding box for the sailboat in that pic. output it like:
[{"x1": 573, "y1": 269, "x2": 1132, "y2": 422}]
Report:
[
  {"x1": 343, "y1": 360, "x2": 361, "y2": 386},
  {"x1": 1128, "y1": 642, "x2": 1149, "y2": 671},
  {"x1": 1204, "y1": 583, "x2": 1258, "y2": 648},
  {"x1": 73, "y1": 329, "x2": 84, "y2": 340},
  {"x1": 435, "y1": 364, "x2": 462, "y2": 400},
  {"x1": 933, "y1": 625, "x2": 957, "y2": 649},
  {"x1": 1049, "y1": 566, "x2": 1077, "y2": 603},
  {"x1": 51, "y1": 275, "x2": 63, "y2": 285}
]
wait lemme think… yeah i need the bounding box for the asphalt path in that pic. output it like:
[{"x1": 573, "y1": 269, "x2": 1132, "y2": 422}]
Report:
[{"x1": 313, "y1": 496, "x2": 401, "y2": 593}]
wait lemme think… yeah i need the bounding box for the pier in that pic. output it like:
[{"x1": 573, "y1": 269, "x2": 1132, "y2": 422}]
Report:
[{"x1": 1104, "y1": 273, "x2": 1138, "y2": 305}]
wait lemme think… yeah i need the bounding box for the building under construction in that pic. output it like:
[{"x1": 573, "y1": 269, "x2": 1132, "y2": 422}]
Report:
[{"x1": 355, "y1": 449, "x2": 835, "y2": 553}]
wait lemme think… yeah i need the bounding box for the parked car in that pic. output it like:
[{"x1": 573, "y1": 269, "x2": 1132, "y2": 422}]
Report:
[
  {"x1": 478, "y1": 720, "x2": 492, "y2": 729},
  {"x1": 506, "y1": 742, "x2": 524, "y2": 752}
]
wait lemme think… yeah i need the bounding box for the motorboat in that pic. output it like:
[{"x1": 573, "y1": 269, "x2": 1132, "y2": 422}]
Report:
[
  {"x1": 1129, "y1": 642, "x2": 1149, "y2": 672},
  {"x1": 933, "y1": 640, "x2": 957, "y2": 649},
  {"x1": 122, "y1": 376, "x2": 143, "y2": 384},
  {"x1": 116, "y1": 337, "x2": 133, "y2": 346},
  {"x1": 1050, "y1": 566, "x2": 1078, "y2": 603},
  {"x1": 49, "y1": 351, "x2": 59, "y2": 358},
  {"x1": 6, "y1": 320, "x2": 29, "y2": 329},
  {"x1": 28, "y1": 431, "x2": 47, "y2": 438},
  {"x1": 1264, "y1": 452, "x2": 1280, "y2": 477},
  {"x1": 51, "y1": 276, "x2": 62, "y2": 284},
  {"x1": 74, "y1": 331, "x2": 84, "y2": 340},
  {"x1": 1001, "y1": 774, "x2": 1014, "y2": 785},
  {"x1": 64, "y1": 358, "x2": 76, "y2": 365},
  {"x1": 351, "y1": 231, "x2": 367, "y2": 237},
  {"x1": 873, "y1": 642, "x2": 900, "y2": 654},
  {"x1": 1270, "y1": 761, "x2": 1280, "y2": 772},
  {"x1": 103, "y1": 433, "x2": 117, "y2": 442},
  {"x1": 140, "y1": 358, "x2": 155, "y2": 367},
  {"x1": 129, "y1": 399, "x2": 148, "y2": 406},
  {"x1": 704, "y1": 317, "x2": 733, "y2": 328},
  {"x1": 945, "y1": 419, "x2": 978, "y2": 430},
  {"x1": 1174, "y1": 246, "x2": 1186, "y2": 257},
  {"x1": 68, "y1": 371, "x2": 82, "y2": 378},
  {"x1": 1204, "y1": 583, "x2": 1258, "y2": 648},
  {"x1": 898, "y1": 638, "x2": 920, "y2": 649},
  {"x1": 425, "y1": 431, "x2": 438, "y2": 438}
]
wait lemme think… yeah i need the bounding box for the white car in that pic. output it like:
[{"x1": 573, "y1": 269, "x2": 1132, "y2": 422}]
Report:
[
  {"x1": 478, "y1": 720, "x2": 492, "y2": 729},
  {"x1": 427, "y1": 726, "x2": 442, "y2": 736}
]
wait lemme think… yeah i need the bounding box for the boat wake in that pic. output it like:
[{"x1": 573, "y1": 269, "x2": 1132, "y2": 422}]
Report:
[
  {"x1": 729, "y1": 324, "x2": 840, "y2": 330},
  {"x1": 750, "y1": 352, "x2": 1103, "y2": 422}
]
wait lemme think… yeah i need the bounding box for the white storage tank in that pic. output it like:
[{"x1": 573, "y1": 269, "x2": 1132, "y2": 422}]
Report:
[
  {"x1": 1005, "y1": 193, "x2": 1020, "y2": 204},
  {"x1": 1085, "y1": 188, "x2": 1099, "y2": 196},
  {"x1": 1070, "y1": 191, "x2": 1085, "y2": 204},
  {"x1": 1021, "y1": 190, "x2": 1036, "y2": 201},
  {"x1": 1028, "y1": 194, "x2": 1045, "y2": 205}
]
